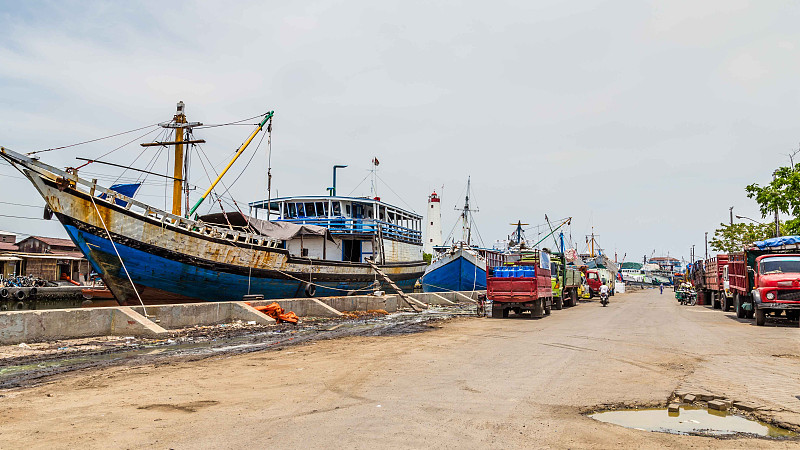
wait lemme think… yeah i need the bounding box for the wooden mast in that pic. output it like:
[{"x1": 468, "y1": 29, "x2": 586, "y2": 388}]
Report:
[
  {"x1": 146, "y1": 102, "x2": 203, "y2": 217},
  {"x1": 173, "y1": 101, "x2": 186, "y2": 216}
]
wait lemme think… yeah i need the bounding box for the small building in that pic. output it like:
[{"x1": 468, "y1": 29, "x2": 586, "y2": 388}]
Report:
[
  {"x1": 0, "y1": 241, "x2": 20, "y2": 278},
  {"x1": 0, "y1": 230, "x2": 17, "y2": 244},
  {"x1": 12, "y1": 236, "x2": 90, "y2": 283}
]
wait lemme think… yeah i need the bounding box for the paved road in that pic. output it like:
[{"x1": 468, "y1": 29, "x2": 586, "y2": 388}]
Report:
[{"x1": 1, "y1": 288, "x2": 798, "y2": 448}]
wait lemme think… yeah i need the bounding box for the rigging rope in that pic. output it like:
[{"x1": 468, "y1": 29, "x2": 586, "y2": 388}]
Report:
[
  {"x1": 26, "y1": 123, "x2": 161, "y2": 155},
  {"x1": 89, "y1": 195, "x2": 149, "y2": 317}
]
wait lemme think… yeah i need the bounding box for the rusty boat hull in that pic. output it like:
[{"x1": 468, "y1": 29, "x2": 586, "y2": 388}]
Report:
[{"x1": 1, "y1": 149, "x2": 425, "y2": 306}]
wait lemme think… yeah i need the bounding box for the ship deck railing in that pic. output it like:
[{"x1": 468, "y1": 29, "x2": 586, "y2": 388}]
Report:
[{"x1": 274, "y1": 217, "x2": 422, "y2": 245}]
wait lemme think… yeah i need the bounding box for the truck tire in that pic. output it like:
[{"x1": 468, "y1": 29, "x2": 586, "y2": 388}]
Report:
[
  {"x1": 755, "y1": 306, "x2": 767, "y2": 326},
  {"x1": 735, "y1": 294, "x2": 746, "y2": 319},
  {"x1": 713, "y1": 293, "x2": 721, "y2": 309},
  {"x1": 722, "y1": 296, "x2": 731, "y2": 312},
  {"x1": 570, "y1": 289, "x2": 577, "y2": 307},
  {"x1": 554, "y1": 296, "x2": 563, "y2": 310},
  {"x1": 544, "y1": 299, "x2": 551, "y2": 315},
  {"x1": 491, "y1": 305, "x2": 506, "y2": 318}
]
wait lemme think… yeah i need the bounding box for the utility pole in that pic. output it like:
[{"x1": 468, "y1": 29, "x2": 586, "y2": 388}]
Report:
[
  {"x1": 773, "y1": 170, "x2": 780, "y2": 238},
  {"x1": 705, "y1": 232, "x2": 708, "y2": 261},
  {"x1": 729, "y1": 206, "x2": 734, "y2": 227}
]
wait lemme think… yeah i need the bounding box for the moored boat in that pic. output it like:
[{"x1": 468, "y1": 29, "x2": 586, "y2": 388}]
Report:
[
  {"x1": 0, "y1": 103, "x2": 426, "y2": 305},
  {"x1": 421, "y1": 178, "x2": 488, "y2": 292}
]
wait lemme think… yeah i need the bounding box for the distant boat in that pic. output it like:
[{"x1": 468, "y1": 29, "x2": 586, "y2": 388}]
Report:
[
  {"x1": 421, "y1": 178, "x2": 487, "y2": 292},
  {"x1": 0, "y1": 103, "x2": 426, "y2": 305}
]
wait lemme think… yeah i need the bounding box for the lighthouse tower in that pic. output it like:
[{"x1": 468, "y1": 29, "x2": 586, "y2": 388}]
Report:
[{"x1": 425, "y1": 191, "x2": 443, "y2": 254}]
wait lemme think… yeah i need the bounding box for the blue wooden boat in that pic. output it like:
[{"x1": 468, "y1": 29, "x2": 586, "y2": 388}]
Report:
[
  {"x1": 0, "y1": 104, "x2": 426, "y2": 305},
  {"x1": 421, "y1": 177, "x2": 489, "y2": 293}
]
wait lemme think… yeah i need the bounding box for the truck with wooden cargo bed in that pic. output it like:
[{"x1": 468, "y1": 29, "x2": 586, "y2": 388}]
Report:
[
  {"x1": 550, "y1": 254, "x2": 581, "y2": 309},
  {"x1": 727, "y1": 237, "x2": 800, "y2": 326},
  {"x1": 703, "y1": 254, "x2": 731, "y2": 310},
  {"x1": 487, "y1": 250, "x2": 553, "y2": 319}
]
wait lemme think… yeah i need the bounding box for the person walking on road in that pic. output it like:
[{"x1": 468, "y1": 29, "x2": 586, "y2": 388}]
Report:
[{"x1": 660, "y1": 283, "x2": 664, "y2": 294}]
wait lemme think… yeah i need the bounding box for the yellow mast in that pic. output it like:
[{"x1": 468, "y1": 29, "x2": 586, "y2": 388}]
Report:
[
  {"x1": 188, "y1": 111, "x2": 274, "y2": 217},
  {"x1": 172, "y1": 101, "x2": 186, "y2": 216}
]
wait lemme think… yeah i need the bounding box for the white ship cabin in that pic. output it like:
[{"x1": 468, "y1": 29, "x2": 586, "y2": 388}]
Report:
[{"x1": 248, "y1": 196, "x2": 423, "y2": 263}]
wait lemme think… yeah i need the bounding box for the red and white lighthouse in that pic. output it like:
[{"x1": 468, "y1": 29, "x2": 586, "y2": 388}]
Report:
[{"x1": 424, "y1": 191, "x2": 443, "y2": 254}]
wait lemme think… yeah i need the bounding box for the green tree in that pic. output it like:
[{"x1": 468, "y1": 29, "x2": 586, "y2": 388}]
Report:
[
  {"x1": 710, "y1": 222, "x2": 786, "y2": 253},
  {"x1": 423, "y1": 252, "x2": 432, "y2": 265},
  {"x1": 745, "y1": 164, "x2": 800, "y2": 234}
]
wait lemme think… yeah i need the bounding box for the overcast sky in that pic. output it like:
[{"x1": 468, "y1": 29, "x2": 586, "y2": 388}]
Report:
[{"x1": 0, "y1": 0, "x2": 798, "y2": 264}]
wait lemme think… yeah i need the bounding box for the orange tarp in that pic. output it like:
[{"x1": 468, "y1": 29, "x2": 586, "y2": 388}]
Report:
[{"x1": 249, "y1": 302, "x2": 299, "y2": 324}]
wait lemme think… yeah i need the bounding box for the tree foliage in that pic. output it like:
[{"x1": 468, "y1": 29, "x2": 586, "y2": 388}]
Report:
[
  {"x1": 745, "y1": 164, "x2": 800, "y2": 235},
  {"x1": 710, "y1": 222, "x2": 785, "y2": 253}
]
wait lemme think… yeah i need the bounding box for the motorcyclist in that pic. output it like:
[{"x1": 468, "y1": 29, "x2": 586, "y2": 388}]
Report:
[{"x1": 600, "y1": 284, "x2": 609, "y2": 301}]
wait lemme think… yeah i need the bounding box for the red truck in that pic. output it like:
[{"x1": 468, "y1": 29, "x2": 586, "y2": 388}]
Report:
[
  {"x1": 487, "y1": 253, "x2": 553, "y2": 319},
  {"x1": 702, "y1": 254, "x2": 730, "y2": 310},
  {"x1": 728, "y1": 241, "x2": 800, "y2": 326}
]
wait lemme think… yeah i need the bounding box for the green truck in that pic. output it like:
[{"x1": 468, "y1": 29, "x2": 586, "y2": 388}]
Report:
[{"x1": 551, "y1": 253, "x2": 581, "y2": 309}]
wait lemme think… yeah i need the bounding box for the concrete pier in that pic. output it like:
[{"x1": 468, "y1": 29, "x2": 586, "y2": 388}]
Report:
[{"x1": 0, "y1": 291, "x2": 484, "y2": 345}]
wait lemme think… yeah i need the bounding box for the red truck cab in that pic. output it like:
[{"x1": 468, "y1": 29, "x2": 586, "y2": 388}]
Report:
[
  {"x1": 729, "y1": 251, "x2": 800, "y2": 326},
  {"x1": 585, "y1": 269, "x2": 602, "y2": 297}
]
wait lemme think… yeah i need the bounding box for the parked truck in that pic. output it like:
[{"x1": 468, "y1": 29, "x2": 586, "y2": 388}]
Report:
[
  {"x1": 550, "y1": 255, "x2": 581, "y2": 309},
  {"x1": 727, "y1": 238, "x2": 800, "y2": 326},
  {"x1": 487, "y1": 251, "x2": 553, "y2": 318},
  {"x1": 702, "y1": 254, "x2": 730, "y2": 310},
  {"x1": 582, "y1": 268, "x2": 601, "y2": 298}
]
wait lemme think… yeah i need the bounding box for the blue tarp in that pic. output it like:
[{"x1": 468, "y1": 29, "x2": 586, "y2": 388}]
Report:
[
  {"x1": 754, "y1": 236, "x2": 800, "y2": 249},
  {"x1": 99, "y1": 183, "x2": 141, "y2": 207}
]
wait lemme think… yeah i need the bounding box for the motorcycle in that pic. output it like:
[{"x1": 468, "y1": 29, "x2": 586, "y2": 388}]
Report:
[{"x1": 600, "y1": 291, "x2": 609, "y2": 307}]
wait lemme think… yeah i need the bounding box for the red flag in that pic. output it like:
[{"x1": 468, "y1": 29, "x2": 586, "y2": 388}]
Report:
[{"x1": 372, "y1": 157, "x2": 380, "y2": 166}]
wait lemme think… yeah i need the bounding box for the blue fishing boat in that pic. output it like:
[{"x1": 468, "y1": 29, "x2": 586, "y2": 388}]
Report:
[
  {"x1": 421, "y1": 178, "x2": 487, "y2": 292},
  {"x1": 0, "y1": 103, "x2": 426, "y2": 305}
]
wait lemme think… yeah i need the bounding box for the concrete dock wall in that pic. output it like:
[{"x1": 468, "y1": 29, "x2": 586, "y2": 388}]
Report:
[
  {"x1": 0, "y1": 291, "x2": 483, "y2": 345},
  {"x1": 0, "y1": 306, "x2": 168, "y2": 345},
  {"x1": 130, "y1": 302, "x2": 275, "y2": 329}
]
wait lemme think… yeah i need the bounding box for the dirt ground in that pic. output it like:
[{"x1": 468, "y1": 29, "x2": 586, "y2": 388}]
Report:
[{"x1": 1, "y1": 288, "x2": 799, "y2": 449}]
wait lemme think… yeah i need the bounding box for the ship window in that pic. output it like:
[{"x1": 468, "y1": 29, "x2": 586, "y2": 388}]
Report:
[
  {"x1": 430, "y1": 221, "x2": 433, "y2": 226},
  {"x1": 431, "y1": 204, "x2": 434, "y2": 209},
  {"x1": 304, "y1": 203, "x2": 315, "y2": 217},
  {"x1": 345, "y1": 204, "x2": 351, "y2": 216},
  {"x1": 286, "y1": 203, "x2": 297, "y2": 218},
  {"x1": 315, "y1": 202, "x2": 325, "y2": 217},
  {"x1": 301, "y1": 248, "x2": 309, "y2": 257},
  {"x1": 332, "y1": 202, "x2": 341, "y2": 216}
]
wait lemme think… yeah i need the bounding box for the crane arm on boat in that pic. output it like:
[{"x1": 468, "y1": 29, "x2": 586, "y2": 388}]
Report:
[
  {"x1": 530, "y1": 217, "x2": 571, "y2": 249},
  {"x1": 188, "y1": 111, "x2": 274, "y2": 217}
]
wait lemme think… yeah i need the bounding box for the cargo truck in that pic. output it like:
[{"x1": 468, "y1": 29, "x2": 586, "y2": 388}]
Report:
[
  {"x1": 727, "y1": 238, "x2": 800, "y2": 326},
  {"x1": 703, "y1": 255, "x2": 730, "y2": 310},
  {"x1": 550, "y1": 255, "x2": 581, "y2": 309},
  {"x1": 487, "y1": 251, "x2": 553, "y2": 318}
]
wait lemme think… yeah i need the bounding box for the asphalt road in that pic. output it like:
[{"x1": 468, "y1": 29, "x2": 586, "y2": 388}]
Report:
[{"x1": 1, "y1": 288, "x2": 799, "y2": 449}]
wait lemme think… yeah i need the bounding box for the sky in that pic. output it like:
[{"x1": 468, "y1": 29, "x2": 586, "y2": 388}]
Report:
[{"x1": 0, "y1": 0, "x2": 798, "y2": 264}]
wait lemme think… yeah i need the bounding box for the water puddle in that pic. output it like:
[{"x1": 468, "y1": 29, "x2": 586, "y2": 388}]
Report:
[{"x1": 589, "y1": 406, "x2": 797, "y2": 438}]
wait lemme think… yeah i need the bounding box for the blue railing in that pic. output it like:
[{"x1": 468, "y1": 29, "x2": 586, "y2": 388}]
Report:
[{"x1": 275, "y1": 218, "x2": 422, "y2": 245}]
